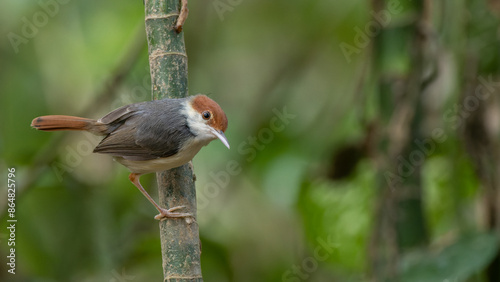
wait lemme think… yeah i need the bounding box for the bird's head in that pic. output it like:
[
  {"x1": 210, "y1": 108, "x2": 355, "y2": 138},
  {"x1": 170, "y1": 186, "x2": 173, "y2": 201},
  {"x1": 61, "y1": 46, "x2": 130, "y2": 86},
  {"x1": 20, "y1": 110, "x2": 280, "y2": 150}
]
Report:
[{"x1": 185, "y1": 95, "x2": 229, "y2": 149}]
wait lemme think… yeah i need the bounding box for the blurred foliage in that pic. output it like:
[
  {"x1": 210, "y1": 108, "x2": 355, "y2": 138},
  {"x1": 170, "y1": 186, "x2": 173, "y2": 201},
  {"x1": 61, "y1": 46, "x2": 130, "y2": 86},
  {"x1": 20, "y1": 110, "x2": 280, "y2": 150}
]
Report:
[
  {"x1": 0, "y1": 0, "x2": 499, "y2": 281},
  {"x1": 400, "y1": 232, "x2": 499, "y2": 282}
]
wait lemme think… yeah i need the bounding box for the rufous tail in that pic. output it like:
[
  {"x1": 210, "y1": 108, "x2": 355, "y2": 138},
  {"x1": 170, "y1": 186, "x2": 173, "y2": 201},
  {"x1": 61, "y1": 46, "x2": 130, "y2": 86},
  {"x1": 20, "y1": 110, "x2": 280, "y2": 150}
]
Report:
[{"x1": 31, "y1": 115, "x2": 96, "y2": 131}]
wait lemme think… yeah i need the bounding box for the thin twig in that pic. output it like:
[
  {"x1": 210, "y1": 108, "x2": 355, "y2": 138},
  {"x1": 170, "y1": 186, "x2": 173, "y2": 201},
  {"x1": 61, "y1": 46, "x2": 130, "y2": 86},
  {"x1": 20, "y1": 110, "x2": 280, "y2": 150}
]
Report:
[{"x1": 176, "y1": 0, "x2": 188, "y2": 32}]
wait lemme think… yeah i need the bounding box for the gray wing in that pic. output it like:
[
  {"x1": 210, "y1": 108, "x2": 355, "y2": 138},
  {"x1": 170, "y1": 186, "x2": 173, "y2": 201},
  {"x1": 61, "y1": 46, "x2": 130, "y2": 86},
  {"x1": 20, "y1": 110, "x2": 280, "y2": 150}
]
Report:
[
  {"x1": 98, "y1": 103, "x2": 143, "y2": 125},
  {"x1": 93, "y1": 99, "x2": 194, "y2": 161}
]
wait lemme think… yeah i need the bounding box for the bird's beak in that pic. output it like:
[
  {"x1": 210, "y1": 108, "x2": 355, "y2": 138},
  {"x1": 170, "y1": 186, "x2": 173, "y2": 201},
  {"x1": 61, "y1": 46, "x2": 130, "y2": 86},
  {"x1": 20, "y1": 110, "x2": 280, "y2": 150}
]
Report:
[{"x1": 211, "y1": 128, "x2": 230, "y2": 149}]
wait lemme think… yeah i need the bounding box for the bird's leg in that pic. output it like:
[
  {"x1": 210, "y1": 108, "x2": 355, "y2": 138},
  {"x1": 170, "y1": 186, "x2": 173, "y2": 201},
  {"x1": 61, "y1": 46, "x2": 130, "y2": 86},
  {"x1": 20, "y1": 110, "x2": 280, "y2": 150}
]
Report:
[
  {"x1": 128, "y1": 173, "x2": 192, "y2": 220},
  {"x1": 175, "y1": 0, "x2": 188, "y2": 32}
]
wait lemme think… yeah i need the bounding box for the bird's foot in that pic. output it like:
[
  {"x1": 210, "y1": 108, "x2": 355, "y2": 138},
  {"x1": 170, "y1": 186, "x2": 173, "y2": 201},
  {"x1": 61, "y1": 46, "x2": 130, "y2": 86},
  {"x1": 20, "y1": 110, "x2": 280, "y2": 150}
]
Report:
[{"x1": 154, "y1": 205, "x2": 193, "y2": 220}]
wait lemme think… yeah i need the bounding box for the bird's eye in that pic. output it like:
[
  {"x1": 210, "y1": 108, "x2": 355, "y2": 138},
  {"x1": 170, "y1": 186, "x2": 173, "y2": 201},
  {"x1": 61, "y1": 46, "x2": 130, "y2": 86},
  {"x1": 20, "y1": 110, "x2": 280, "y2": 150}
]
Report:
[{"x1": 202, "y1": 111, "x2": 211, "y2": 120}]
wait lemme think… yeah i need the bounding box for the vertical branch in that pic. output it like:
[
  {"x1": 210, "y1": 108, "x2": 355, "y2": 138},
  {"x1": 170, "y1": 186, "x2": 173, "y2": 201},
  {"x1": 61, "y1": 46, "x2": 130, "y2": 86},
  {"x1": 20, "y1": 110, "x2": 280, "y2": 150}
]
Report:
[
  {"x1": 463, "y1": 3, "x2": 500, "y2": 278},
  {"x1": 144, "y1": 1, "x2": 202, "y2": 281},
  {"x1": 370, "y1": 0, "x2": 433, "y2": 279}
]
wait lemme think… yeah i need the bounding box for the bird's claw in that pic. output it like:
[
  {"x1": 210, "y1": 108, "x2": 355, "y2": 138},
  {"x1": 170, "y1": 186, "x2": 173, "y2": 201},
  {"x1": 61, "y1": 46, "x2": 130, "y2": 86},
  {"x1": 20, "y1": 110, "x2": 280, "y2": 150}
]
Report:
[{"x1": 154, "y1": 205, "x2": 193, "y2": 220}]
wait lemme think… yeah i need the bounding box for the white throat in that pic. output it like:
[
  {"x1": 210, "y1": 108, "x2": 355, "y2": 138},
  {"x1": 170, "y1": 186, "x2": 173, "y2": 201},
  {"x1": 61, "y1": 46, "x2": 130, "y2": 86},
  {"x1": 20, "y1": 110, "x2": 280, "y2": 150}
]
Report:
[{"x1": 182, "y1": 102, "x2": 216, "y2": 143}]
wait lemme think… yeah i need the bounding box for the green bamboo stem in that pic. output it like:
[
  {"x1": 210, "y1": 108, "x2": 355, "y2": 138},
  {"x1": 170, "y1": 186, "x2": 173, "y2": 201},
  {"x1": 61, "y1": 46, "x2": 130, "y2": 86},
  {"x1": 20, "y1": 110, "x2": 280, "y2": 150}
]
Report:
[{"x1": 143, "y1": 1, "x2": 202, "y2": 281}]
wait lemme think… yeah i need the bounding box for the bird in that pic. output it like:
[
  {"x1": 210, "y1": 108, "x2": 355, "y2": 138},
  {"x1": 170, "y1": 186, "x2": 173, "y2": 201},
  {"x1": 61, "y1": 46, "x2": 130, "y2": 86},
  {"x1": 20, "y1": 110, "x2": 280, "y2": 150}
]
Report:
[{"x1": 31, "y1": 94, "x2": 229, "y2": 220}]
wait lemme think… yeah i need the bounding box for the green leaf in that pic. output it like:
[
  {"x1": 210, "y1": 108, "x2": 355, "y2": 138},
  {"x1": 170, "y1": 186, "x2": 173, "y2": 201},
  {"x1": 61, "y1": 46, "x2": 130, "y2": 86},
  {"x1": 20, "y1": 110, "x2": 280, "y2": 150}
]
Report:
[{"x1": 399, "y1": 232, "x2": 500, "y2": 282}]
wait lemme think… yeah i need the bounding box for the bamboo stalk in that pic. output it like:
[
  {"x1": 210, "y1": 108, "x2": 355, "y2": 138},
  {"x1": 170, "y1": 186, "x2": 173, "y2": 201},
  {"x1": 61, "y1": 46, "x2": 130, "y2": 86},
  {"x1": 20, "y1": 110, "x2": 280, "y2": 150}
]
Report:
[{"x1": 143, "y1": 0, "x2": 202, "y2": 281}]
